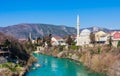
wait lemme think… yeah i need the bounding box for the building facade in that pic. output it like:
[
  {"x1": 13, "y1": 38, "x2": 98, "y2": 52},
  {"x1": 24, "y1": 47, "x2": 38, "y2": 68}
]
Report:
[
  {"x1": 95, "y1": 31, "x2": 107, "y2": 43},
  {"x1": 79, "y1": 29, "x2": 91, "y2": 46},
  {"x1": 51, "y1": 36, "x2": 66, "y2": 46},
  {"x1": 111, "y1": 31, "x2": 120, "y2": 47}
]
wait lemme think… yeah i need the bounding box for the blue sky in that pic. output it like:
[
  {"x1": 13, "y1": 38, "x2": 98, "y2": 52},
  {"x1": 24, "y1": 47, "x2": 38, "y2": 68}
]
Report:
[{"x1": 0, "y1": 0, "x2": 120, "y2": 29}]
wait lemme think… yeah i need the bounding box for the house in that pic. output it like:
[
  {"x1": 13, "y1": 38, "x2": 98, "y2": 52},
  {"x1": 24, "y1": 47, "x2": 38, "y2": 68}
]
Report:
[
  {"x1": 71, "y1": 35, "x2": 77, "y2": 40},
  {"x1": 95, "y1": 31, "x2": 107, "y2": 44},
  {"x1": 111, "y1": 31, "x2": 120, "y2": 47},
  {"x1": 51, "y1": 36, "x2": 66, "y2": 46},
  {"x1": 0, "y1": 44, "x2": 10, "y2": 57},
  {"x1": 0, "y1": 44, "x2": 10, "y2": 64}
]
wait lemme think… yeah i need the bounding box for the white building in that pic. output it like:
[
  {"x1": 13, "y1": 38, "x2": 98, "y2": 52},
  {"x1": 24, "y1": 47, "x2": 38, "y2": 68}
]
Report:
[
  {"x1": 51, "y1": 36, "x2": 66, "y2": 46},
  {"x1": 79, "y1": 29, "x2": 91, "y2": 46},
  {"x1": 76, "y1": 15, "x2": 91, "y2": 46}
]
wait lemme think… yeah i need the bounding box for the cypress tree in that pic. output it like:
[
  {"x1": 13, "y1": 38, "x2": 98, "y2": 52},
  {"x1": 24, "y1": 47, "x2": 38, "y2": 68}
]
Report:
[{"x1": 117, "y1": 40, "x2": 120, "y2": 47}]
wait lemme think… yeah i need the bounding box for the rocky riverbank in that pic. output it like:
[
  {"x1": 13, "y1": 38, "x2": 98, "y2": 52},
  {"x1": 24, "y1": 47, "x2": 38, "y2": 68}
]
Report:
[
  {"x1": 38, "y1": 45, "x2": 120, "y2": 76},
  {"x1": 0, "y1": 55, "x2": 37, "y2": 76},
  {"x1": 22, "y1": 55, "x2": 37, "y2": 76}
]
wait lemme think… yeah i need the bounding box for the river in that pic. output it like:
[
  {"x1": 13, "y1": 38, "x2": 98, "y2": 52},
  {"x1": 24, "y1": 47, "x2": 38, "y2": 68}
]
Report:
[{"x1": 26, "y1": 53, "x2": 106, "y2": 76}]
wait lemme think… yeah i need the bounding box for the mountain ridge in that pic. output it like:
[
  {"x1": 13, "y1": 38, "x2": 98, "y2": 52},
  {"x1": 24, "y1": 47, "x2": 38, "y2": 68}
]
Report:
[
  {"x1": 0, "y1": 23, "x2": 77, "y2": 39},
  {"x1": 0, "y1": 23, "x2": 119, "y2": 39}
]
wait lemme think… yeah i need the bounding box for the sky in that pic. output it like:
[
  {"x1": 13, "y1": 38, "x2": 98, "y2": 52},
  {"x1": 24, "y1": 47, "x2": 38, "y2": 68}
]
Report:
[{"x1": 0, "y1": 0, "x2": 120, "y2": 29}]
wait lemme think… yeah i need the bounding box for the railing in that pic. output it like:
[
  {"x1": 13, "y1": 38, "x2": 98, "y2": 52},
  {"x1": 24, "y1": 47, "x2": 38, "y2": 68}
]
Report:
[{"x1": 0, "y1": 50, "x2": 10, "y2": 54}]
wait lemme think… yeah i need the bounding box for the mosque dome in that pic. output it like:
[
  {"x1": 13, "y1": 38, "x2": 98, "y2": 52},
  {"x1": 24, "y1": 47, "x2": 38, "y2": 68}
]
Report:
[{"x1": 80, "y1": 29, "x2": 91, "y2": 36}]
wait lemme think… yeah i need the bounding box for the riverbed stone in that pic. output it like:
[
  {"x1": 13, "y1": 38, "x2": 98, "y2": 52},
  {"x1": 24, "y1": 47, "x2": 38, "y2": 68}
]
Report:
[
  {"x1": 71, "y1": 54, "x2": 79, "y2": 60},
  {"x1": 57, "y1": 51, "x2": 64, "y2": 58}
]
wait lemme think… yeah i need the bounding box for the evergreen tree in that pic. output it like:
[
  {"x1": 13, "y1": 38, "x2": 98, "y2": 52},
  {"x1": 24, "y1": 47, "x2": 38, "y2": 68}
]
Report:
[
  {"x1": 42, "y1": 37, "x2": 46, "y2": 47},
  {"x1": 3, "y1": 39, "x2": 11, "y2": 51},
  {"x1": 46, "y1": 34, "x2": 52, "y2": 47},
  {"x1": 25, "y1": 37, "x2": 36, "y2": 53},
  {"x1": 4, "y1": 39, "x2": 11, "y2": 47},
  {"x1": 66, "y1": 35, "x2": 73, "y2": 45},
  {"x1": 117, "y1": 40, "x2": 120, "y2": 47},
  {"x1": 109, "y1": 36, "x2": 112, "y2": 48}
]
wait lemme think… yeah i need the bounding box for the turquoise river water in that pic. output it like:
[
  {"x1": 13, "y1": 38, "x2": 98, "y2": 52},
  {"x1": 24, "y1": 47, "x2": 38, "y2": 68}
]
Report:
[{"x1": 26, "y1": 53, "x2": 106, "y2": 76}]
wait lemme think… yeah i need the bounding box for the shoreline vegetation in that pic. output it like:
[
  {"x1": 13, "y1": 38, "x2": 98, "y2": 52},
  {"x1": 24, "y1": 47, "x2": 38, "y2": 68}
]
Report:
[
  {"x1": 35, "y1": 45, "x2": 120, "y2": 76},
  {"x1": 0, "y1": 32, "x2": 37, "y2": 76}
]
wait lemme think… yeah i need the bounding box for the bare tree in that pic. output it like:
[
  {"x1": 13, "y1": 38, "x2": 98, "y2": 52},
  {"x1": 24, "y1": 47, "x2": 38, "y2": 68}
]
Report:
[
  {"x1": 90, "y1": 32, "x2": 96, "y2": 46},
  {"x1": 66, "y1": 35, "x2": 73, "y2": 45}
]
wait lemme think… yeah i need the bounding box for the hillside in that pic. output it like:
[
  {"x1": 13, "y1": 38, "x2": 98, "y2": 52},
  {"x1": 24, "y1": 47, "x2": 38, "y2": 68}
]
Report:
[{"x1": 0, "y1": 23, "x2": 76, "y2": 39}]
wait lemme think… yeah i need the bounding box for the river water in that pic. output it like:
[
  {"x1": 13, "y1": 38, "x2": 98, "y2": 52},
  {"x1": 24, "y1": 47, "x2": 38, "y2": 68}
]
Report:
[{"x1": 26, "y1": 53, "x2": 106, "y2": 76}]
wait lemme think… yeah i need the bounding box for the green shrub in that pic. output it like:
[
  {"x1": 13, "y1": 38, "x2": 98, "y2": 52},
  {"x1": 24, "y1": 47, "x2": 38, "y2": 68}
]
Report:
[
  {"x1": 58, "y1": 45, "x2": 65, "y2": 52},
  {"x1": 0, "y1": 62, "x2": 21, "y2": 72},
  {"x1": 90, "y1": 49, "x2": 94, "y2": 55},
  {"x1": 97, "y1": 47, "x2": 101, "y2": 54},
  {"x1": 109, "y1": 36, "x2": 112, "y2": 48},
  {"x1": 72, "y1": 42, "x2": 76, "y2": 46},
  {"x1": 70, "y1": 45, "x2": 79, "y2": 50}
]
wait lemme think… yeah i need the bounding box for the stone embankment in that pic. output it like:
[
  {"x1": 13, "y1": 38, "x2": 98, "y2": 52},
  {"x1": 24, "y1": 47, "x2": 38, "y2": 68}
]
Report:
[{"x1": 23, "y1": 55, "x2": 37, "y2": 76}]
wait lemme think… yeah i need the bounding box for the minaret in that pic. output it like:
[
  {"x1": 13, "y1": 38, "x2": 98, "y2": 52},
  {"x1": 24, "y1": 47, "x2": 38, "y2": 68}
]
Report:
[
  {"x1": 76, "y1": 15, "x2": 80, "y2": 46},
  {"x1": 29, "y1": 32, "x2": 32, "y2": 40},
  {"x1": 77, "y1": 15, "x2": 80, "y2": 37}
]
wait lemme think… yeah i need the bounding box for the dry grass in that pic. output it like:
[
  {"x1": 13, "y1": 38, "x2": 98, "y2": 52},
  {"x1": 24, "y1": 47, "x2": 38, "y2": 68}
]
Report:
[{"x1": 79, "y1": 46, "x2": 120, "y2": 74}]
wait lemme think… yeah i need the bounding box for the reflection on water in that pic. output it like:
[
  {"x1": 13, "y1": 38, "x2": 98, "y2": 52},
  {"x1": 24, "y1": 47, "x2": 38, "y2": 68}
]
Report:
[{"x1": 26, "y1": 53, "x2": 106, "y2": 76}]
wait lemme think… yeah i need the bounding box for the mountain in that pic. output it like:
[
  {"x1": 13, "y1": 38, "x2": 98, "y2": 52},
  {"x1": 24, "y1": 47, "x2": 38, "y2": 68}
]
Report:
[
  {"x1": 0, "y1": 23, "x2": 116, "y2": 39},
  {"x1": 0, "y1": 23, "x2": 77, "y2": 39},
  {"x1": 85, "y1": 26, "x2": 111, "y2": 32}
]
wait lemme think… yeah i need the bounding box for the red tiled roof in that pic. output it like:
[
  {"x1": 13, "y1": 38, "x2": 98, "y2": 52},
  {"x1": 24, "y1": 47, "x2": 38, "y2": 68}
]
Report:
[
  {"x1": 113, "y1": 32, "x2": 120, "y2": 39},
  {"x1": 53, "y1": 36, "x2": 63, "y2": 40}
]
